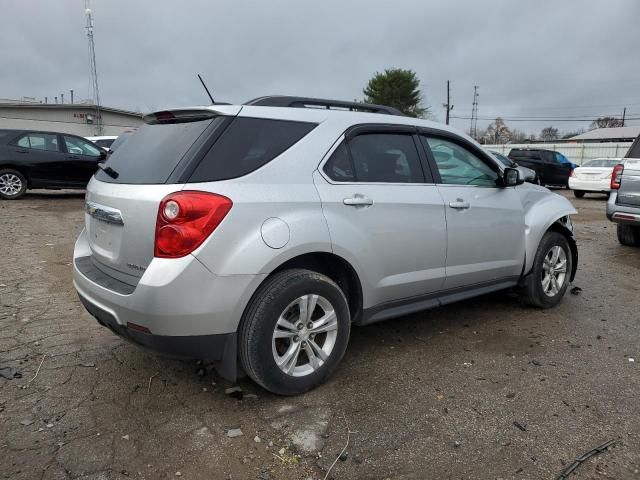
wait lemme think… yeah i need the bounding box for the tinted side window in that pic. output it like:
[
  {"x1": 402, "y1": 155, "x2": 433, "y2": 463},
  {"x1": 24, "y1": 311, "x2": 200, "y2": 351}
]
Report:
[
  {"x1": 347, "y1": 133, "x2": 424, "y2": 183},
  {"x1": 423, "y1": 136, "x2": 498, "y2": 187},
  {"x1": 324, "y1": 143, "x2": 355, "y2": 181},
  {"x1": 64, "y1": 136, "x2": 102, "y2": 157},
  {"x1": 16, "y1": 133, "x2": 59, "y2": 152},
  {"x1": 190, "y1": 117, "x2": 317, "y2": 182}
]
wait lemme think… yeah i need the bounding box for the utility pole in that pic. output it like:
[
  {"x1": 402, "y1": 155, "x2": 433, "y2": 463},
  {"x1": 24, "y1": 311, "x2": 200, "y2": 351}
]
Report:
[
  {"x1": 622, "y1": 107, "x2": 626, "y2": 127},
  {"x1": 85, "y1": 1, "x2": 102, "y2": 134},
  {"x1": 443, "y1": 80, "x2": 453, "y2": 125},
  {"x1": 470, "y1": 86, "x2": 479, "y2": 139},
  {"x1": 70, "y1": 89, "x2": 74, "y2": 104}
]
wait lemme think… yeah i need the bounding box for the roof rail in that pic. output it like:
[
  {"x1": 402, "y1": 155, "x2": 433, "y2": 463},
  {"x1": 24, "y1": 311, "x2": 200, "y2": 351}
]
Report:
[{"x1": 244, "y1": 96, "x2": 405, "y2": 116}]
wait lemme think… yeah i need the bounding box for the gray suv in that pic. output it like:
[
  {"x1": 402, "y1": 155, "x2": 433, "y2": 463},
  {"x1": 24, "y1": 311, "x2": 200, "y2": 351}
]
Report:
[
  {"x1": 73, "y1": 96, "x2": 578, "y2": 395},
  {"x1": 607, "y1": 135, "x2": 640, "y2": 245}
]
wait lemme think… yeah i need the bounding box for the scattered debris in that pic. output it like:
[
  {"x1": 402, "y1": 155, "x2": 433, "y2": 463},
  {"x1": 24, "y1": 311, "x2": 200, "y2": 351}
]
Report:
[
  {"x1": 323, "y1": 414, "x2": 355, "y2": 480},
  {"x1": 244, "y1": 393, "x2": 259, "y2": 399},
  {"x1": 196, "y1": 367, "x2": 206, "y2": 377},
  {"x1": 454, "y1": 441, "x2": 461, "y2": 448},
  {"x1": 556, "y1": 439, "x2": 616, "y2": 480},
  {"x1": 254, "y1": 435, "x2": 262, "y2": 443},
  {"x1": 226, "y1": 428, "x2": 243, "y2": 438},
  {"x1": 513, "y1": 421, "x2": 527, "y2": 432},
  {"x1": 122, "y1": 434, "x2": 130, "y2": 440},
  {"x1": 506, "y1": 392, "x2": 516, "y2": 399},
  {"x1": 46, "y1": 423, "x2": 54, "y2": 428},
  {"x1": 225, "y1": 386, "x2": 243, "y2": 400},
  {"x1": 79, "y1": 362, "x2": 95, "y2": 368},
  {"x1": 175, "y1": 472, "x2": 182, "y2": 477},
  {"x1": 147, "y1": 372, "x2": 159, "y2": 394},
  {"x1": 20, "y1": 419, "x2": 34, "y2": 426},
  {"x1": 26, "y1": 354, "x2": 46, "y2": 387},
  {"x1": 339, "y1": 451, "x2": 349, "y2": 461},
  {"x1": 531, "y1": 359, "x2": 542, "y2": 366},
  {"x1": 629, "y1": 358, "x2": 635, "y2": 363},
  {"x1": 570, "y1": 286, "x2": 582, "y2": 295},
  {"x1": 0, "y1": 367, "x2": 22, "y2": 379}
]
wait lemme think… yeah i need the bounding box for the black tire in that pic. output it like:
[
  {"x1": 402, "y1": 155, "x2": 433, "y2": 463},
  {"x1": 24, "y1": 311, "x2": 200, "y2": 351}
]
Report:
[
  {"x1": 520, "y1": 231, "x2": 572, "y2": 308},
  {"x1": 0, "y1": 169, "x2": 27, "y2": 200},
  {"x1": 573, "y1": 190, "x2": 585, "y2": 198},
  {"x1": 239, "y1": 269, "x2": 351, "y2": 395},
  {"x1": 617, "y1": 223, "x2": 640, "y2": 246}
]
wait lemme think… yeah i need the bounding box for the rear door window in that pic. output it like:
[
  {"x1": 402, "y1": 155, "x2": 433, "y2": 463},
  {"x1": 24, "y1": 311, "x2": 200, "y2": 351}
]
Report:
[
  {"x1": 95, "y1": 119, "x2": 217, "y2": 184},
  {"x1": 189, "y1": 117, "x2": 317, "y2": 182},
  {"x1": 16, "y1": 133, "x2": 60, "y2": 152},
  {"x1": 63, "y1": 136, "x2": 102, "y2": 157}
]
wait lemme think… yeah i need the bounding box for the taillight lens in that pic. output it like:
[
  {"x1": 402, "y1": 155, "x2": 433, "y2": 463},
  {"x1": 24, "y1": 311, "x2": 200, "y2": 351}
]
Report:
[
  {"x1": 610, "y1": 164, "x2": 624, "y2": 190},
  {"x1": 569, "y1": 169, "x2": 575, "y2": 177},
  {"x1": 154, "y1": 191, "x2": 232, "y2": 258}
]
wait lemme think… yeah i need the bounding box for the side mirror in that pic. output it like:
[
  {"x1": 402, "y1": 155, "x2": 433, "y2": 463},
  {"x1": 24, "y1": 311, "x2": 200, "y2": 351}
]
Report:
[
  {"x1": 98, "y1": 150, "x2": 107, "y2": 160},
  {"x1": 502, "y1": 167, "x2": 522, "y2": 187}
]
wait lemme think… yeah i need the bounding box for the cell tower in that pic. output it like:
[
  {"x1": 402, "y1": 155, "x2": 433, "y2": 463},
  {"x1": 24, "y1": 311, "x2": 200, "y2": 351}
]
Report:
[
  {"x1": 85, "y1": 1, "x2": 102, "y2": 134},
  {"x1": 470, "y1": 86, "x2": 479, "y2": 139}
]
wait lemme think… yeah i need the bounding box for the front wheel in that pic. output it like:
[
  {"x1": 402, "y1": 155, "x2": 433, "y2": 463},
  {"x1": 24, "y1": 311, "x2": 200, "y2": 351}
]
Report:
[
  {"x1": 0, "y1": 169, "x2": 27, "y2": 200},
  {"x1": 520, "y1": 231, "x2": 572, "y2": 308},
  {"x1": 573, "y1": 190, "x2": 585, "y2": 198},
  {"x1": 239, "y1": 269, "x2": 351, "y2": 395}
]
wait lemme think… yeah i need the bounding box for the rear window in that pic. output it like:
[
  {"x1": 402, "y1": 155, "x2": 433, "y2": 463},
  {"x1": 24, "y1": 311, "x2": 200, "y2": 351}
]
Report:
[
  {"x1": 95, "y1": 138, "x2": 115, "y2": 149},
  {"x1": 95, "y1": 120, "x2": 216, "y2": 184},
  {"x1": 627, "y1": 137, "x2": 640, "y2": 159},
  {"x1": 188, "y1": 117, "x2": 317, "y2": 182},
  {"x1": 509, "y1": 150, "x2": 541, "y2": 161}
]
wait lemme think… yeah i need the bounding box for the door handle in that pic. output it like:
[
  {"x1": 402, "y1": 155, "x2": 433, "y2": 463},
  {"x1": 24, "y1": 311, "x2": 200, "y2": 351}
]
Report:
[
  {"x1": 66, "y1": 155, "x2": 80, "y2": 160},
  {"x1": 16, "y1": 149, "x2": 28, "y2": 154},
  {"x1": 343, "y1": 195, "x2": 374, "y2": 207},
  {"x1": 448, "y1": 199, "x2": 470, "y2": 210}
]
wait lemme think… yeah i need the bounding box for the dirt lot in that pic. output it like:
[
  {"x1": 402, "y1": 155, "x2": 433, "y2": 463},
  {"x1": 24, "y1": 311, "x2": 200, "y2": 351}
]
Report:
[{"x1": 1, "y1": 189, "x2": 639, "y2": 480}]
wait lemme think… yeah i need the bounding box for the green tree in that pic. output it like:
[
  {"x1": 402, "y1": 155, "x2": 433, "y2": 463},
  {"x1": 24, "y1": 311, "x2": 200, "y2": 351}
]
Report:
[{"x1": 363, "y1": 68, "x2": 428, "y2": 118}]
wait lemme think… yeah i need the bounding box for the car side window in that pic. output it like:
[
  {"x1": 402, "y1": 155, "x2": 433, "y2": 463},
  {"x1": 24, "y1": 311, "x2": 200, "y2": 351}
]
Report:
[
  {"x1": 16, "y1": 133, "x2": 59, "y2": 152},
  {"x1": 422, "y1": 136, "x2": 499, "y2": 187},
  {"x1": 347, "y1": 133, "x2": 425, "y2": 183},
  {"x1": 323, "y1": 142, "x2": 355, "y2": 182},
  {"x1": 63, "y1": 136, "x2": 102, "y2": 157}
]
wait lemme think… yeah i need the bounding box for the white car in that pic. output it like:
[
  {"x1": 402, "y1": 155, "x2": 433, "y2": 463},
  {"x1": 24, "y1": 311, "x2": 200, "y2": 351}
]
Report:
[
  {"x1": 569, "y1": 158, "x2": 622, "y2": 198},
  {"x1": 86, "y1": 135, "x2": 118, "y2": 151}
]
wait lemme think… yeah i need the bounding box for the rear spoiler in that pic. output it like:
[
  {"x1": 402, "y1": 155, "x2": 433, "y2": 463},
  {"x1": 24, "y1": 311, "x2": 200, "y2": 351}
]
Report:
[{"x1": 142, "y1": 106, "x2": 242, "y2": 125}]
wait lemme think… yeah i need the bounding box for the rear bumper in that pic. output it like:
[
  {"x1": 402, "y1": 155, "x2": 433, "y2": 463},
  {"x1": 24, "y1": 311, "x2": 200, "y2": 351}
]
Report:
[
  {"x1": 78, "y1": 293, "x2": 236, "y2": 361},
  {"x1": 607, "y1": 192, "x2": 640, "y2": 224},
  {"x1": 568, "y1": 178, "x2": 610, "y2": 192}
]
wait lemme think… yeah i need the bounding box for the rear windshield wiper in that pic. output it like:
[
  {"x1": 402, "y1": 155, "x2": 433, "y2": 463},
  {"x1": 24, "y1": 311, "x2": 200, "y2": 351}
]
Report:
[{"x1": 97, "y1": 163, "x2": 119, "y2": 179}]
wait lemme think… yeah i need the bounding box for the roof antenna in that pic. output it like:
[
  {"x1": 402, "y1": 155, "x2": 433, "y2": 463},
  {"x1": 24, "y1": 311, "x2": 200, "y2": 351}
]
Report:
[{"x1": 197, "y1": 74, "x2": 215, "y2": 104}]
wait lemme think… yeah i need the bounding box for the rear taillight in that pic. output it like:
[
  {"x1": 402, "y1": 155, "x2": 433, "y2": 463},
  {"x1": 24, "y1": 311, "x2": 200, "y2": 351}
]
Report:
[
  {"x1": 154, "y1": 191, "x2": 232, "y2": 258},
  {"x1": 569, "y1": 169, "x2": 575, "y2": 177},
  {"x1": 610, "y1": 164, "x2": 624, "y2": 190}
]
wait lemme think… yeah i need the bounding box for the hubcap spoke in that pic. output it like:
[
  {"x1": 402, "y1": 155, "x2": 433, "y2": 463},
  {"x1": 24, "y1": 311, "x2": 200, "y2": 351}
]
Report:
[
  {"x1": 308, "y1": 339, "x2": 329, "y2": 362},
  {"x1": 278, "y1": 341, "x2": 302, "y2": 374},
  {"x1": 304, "y1": 342, "x2": 321, "y2": 370},
  {"x1": 310, "y1": 311, "x2": 337, "y2": 334}
]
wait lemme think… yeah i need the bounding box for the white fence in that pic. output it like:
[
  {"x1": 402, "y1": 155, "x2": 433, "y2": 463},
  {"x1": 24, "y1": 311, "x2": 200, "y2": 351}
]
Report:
[{"x1": 485, "y1": 142, "x2": 632, "y2": 166}]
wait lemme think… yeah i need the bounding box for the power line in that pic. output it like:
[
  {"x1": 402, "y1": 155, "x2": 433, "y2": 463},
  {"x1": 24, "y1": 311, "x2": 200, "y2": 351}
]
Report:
[{"x1": 451, "y1": 115, "x2": 640, "y2": 122}]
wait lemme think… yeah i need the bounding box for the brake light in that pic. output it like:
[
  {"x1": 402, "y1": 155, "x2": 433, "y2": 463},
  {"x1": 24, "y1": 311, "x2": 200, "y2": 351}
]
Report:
[
  {"x1": 610, "y1": 164, "x2": 624, "y2": 190},
  {"x1": 154, "y1": 191, "x2": 232, "y2": 258},
  {"x1": 569, "y1": 169, "x2": 575, "y2": 177}
]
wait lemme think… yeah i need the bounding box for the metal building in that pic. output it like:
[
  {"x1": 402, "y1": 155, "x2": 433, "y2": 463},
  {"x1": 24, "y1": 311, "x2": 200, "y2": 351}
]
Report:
[{"x1": 0, "y1": 100, "x2": 143, "y2": 137}]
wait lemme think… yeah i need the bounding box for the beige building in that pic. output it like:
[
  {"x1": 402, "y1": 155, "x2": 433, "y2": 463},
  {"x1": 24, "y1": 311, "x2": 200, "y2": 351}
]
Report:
[{"x1": 0, "y1": 100, "x2": 143, "y2": 137}]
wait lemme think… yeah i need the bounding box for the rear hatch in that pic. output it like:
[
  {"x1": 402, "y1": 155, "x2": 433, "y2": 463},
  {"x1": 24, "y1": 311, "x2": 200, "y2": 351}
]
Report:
[
  {"x1": 617, "y1": 158, "x2": 640, "y2": 207},
  {"x1": 573, "y1": 166, "x2": 612, "y2": 180},
  {"x1": 83, "y1": 106, "x2": 240, "y2": 285}
]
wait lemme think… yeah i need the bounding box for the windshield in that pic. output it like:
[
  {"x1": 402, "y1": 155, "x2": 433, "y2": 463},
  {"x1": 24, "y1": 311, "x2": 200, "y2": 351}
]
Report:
[{"x1": 582, "y1": 159, "x2": 620, "y2": 168}]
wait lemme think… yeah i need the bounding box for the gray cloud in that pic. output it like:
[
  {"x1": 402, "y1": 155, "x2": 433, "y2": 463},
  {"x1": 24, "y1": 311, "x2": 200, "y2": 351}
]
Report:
[{"x1": 1, "y1": 0, "x2": 639, "y2": 135}]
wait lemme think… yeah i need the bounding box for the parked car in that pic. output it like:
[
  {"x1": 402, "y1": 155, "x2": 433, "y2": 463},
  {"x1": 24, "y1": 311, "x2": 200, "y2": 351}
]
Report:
[
  {"x1": 508, "y1": 148, "x2": 574, "y2": 187},
  {"x1": 86, "y1": 135, "x2": 118, "y2": 151},
  {"x1": 488, "y1": 150, "x2": 537, "y2": 183},
  {"x1": 607, "y1": 134, "x2": 640, "y2": 245},
  {"x1": 0, "y1": 129, "x2": 106, "y2": 199},
  {"x1": 73, "y1": 96, "x2": 578, "y2": 395},
  {"x1": 569, "y1": 158, "x2": 621, "y2": 198}
]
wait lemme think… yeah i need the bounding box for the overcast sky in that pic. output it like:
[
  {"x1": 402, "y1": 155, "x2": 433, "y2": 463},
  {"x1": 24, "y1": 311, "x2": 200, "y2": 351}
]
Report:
[{"x1": 2, "y1": 0, "x2": 639, "y2": 135}]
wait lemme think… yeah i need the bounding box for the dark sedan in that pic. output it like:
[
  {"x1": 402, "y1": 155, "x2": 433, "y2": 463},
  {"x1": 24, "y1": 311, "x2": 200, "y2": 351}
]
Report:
[{"x1": 0, "y1": 129, "x2": 105, "y2": 199}]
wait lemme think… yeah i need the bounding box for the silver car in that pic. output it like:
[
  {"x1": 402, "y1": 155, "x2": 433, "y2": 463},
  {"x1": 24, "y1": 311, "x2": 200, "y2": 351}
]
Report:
[
  {"x1": 607, "y1": 135, "x2": 640, "y2": 245},
  {"x1": 73, "y1": 96, "x2": 578, "y2": 395}
]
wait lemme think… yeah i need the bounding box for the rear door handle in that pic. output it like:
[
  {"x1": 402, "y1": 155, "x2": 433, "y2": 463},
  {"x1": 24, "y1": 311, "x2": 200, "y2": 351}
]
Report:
[
  {"x1": 67, "y1": 155, "x2": 80, "y2": 159},
  {"x1": 343, "y1": 195, "x2": 374, "y2": 207},
  {"x1": 448, "y1": 199, "x2": 470, "y2": 210}
]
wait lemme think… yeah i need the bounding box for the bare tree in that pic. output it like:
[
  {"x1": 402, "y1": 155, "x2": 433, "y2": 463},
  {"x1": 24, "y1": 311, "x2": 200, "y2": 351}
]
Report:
[
  {"x1": 561, "y1": 128, "x2": 585, "y2": 139},
  {"x1": 486, "y1": 118, "x2": 511, "y2": 144},
  {"x1": 509, "y1": 129, "x2": 528, "y2": 143},
  {"x1": 589, "y1": 116, "x2": 623, "y2": 130},
  {"x1": 540, "y1": 126, "x2": 559, "y2": 141}
]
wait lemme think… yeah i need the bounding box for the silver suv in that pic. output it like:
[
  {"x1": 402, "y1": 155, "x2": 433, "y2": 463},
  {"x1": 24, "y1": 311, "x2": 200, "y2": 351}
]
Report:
[
  {"x1": 73, "y1": 96, "x2": 578, "y2": 395},
  {"x1": 607, "y1": 135, "x2": 640, "y2": 245}
]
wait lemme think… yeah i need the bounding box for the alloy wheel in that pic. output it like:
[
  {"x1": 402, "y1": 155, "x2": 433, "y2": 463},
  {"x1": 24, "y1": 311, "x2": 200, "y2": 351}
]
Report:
[
  {"x1": 541, "y1": 245, "x2": 567, "y2": 297},
  {"x1": 0, "y1": 173, "x2": 23, "y2": 197}
]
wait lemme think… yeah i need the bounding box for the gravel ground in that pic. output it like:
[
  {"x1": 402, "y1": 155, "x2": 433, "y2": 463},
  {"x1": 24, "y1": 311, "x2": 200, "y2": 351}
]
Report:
[{"x1": 0, "y1": 189, "x2": 639, "y2": 480}]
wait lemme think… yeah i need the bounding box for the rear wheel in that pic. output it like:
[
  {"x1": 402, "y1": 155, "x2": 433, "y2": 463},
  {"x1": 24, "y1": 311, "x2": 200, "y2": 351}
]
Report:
[
  {"x1": 0, "y1": 169, "x2": 27, "y2": 200},
  {"x1": 520, "y1": 231, "x2": 572, "y2": 308},
  {"x1": 239, "y1": 269, "x2": 351, "y2": 395},
  {"x1": 573, "y1": 190, "x2": 585, "y2": 198},
  {"x1": 617, "y1": 223, "x2": 640, "y2": 246}
]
